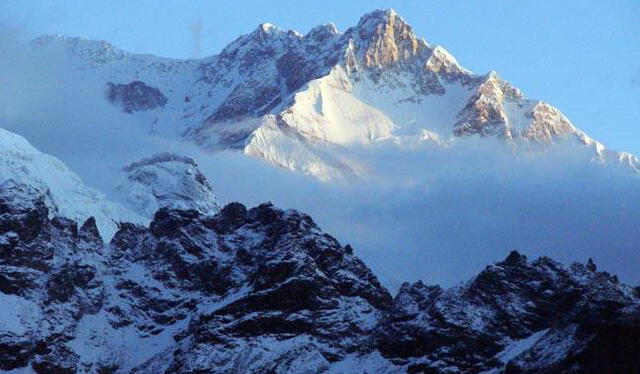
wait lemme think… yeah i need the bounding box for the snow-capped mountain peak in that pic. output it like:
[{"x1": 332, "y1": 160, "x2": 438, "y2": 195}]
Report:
[
  {"x1": 425, "y1": 46, "x2": 469, "y2": 76},
  {"x1": 30, "y1": 35, "x2": 130, "y2": 67},
  {"x1": 22, "y1": 9, "x2": 640, "y2": 181},
  {"x1": 259, "y1": 22, "x2": 278, "y2": 33},
  {"x1": 306, "y1": 22, "x2": 339, "y2": 40},
  {"x1": 1, "y1": 9, "x2": 640, "y2": 372}
]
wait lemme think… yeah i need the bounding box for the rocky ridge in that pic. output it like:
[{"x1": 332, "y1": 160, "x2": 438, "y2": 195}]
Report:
[
  {"x1": 0, "y1": 180, "x2": 638, "y2": 373},
  {"x1": 377, "y1": 251, "x2": 640, "y2": 373}
]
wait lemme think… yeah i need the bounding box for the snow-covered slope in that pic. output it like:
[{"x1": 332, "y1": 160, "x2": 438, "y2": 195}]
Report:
[
  {"x1": 26, "y1": 9, "x2": 640, "y2": 181},
  {"x1": 114, "y1": 153, "x2": 221, "y2": 218},
  {"x1": 0, "y1": 126, "x2": 144, "y2": 239}
]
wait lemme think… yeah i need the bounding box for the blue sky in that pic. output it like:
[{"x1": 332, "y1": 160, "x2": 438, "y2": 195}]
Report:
[{"x1": 2, "y1": 0, "x2": 639, "y2": 154}]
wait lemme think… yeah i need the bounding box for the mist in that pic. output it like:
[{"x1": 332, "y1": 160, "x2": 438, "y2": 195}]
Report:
[
  {"x1": 0, "y1": 29, "x2": 639, "y2": 292},
  {"x1": 193, "y1": 144, "x2": 640, "y2": 291}
]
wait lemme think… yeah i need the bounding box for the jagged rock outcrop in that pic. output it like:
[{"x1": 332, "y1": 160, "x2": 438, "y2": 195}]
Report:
[
  {"x1": 354, "y1": 9, "x2": 424, "y2": 69},
  {"x1": 130, "y1": 202, "x2": 392, "y2": 373},
  {"x1": 453, "y1": 72, "x2": 523, "y2": 139},
  {"x1": 376, "y1": 250, "x2": 640, "y2": 373},
  {"x1": 453, "y1": 72, "x2": 580, "y2": 145},
  {"x1": 0, "y1": 181, "x2": 394, "y2": 373},
  {"x1": 0, "y1": 183, "x2": 105, "y2": 373},
  {"x1": 106, "y1": 81, "x2": 167, "y2": 113},
  {"x1": 115, "y1": 153, "x2": 221, "y2": 218}
]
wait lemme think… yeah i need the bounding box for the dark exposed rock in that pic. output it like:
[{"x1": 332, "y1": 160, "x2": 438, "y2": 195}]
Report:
[
  {"x1": 79, "y1": 217, "x2": 102, "y2": 243},
  {"x1": 209, "y1": 202, "x2": 247, "y2": 233},
  {"x1": 32, "y1": 344, "x2": 79, "y2": 374},
  {"x1": 0, "y1": 181, "x2": 50, "y2": 244},
  {"x1": 106, "y1": 81, "x2": 167, "y2": 113},
  {"x1": 0, "y1": 183, "x2": 105, "y2": 370},
  {"x1": 0, "y1": 335, "x2": 34, "y2": 371}
]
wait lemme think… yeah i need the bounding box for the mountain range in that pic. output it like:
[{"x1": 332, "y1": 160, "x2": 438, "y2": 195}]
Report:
[
  {"x1": 1, "y1": 8, "x2": 639, "y2": 373},
  {"x1": 27, "y1": 9, "x2": 639, "y2": 181}
]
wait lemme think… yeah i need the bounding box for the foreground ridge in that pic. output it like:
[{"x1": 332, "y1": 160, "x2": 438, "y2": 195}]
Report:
[{"x1": 1, "y1": 182, "x2": 638, "y2": 373}]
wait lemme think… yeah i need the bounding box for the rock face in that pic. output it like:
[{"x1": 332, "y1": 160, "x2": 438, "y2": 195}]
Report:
[
  {"x1": 115, "y1": 153, "x2": 221, "y2": 218},
  {"x1": 0, "y1": 183, "x2": 105, "y2": 373},
  {"x1": 1, "y1": 181, "x2": 639, "y2": 373},
  {"x1": 131, "y1": 202, "x2": 393, "y2": 373},
  {"x1": 453, "y1": 72, "x2": 578, "y2": 145},
  {"x1": 356, "y1": 9, "x2": 422, "y2": 68},
  {"x1": 106, "y1": 81, "x2": 167, "y2": 113},
  {"x1": 28, "y1": 9, "x2": 640, "y2": 181}
]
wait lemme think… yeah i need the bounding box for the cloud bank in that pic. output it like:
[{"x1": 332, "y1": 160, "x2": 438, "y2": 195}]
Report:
[{"x1": 194, "y1": 143, "x2": 640, "y2": 291}]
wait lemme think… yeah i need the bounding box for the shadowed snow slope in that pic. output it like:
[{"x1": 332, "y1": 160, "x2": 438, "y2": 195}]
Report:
[{"x1": 0, "y1": 127, "x2": 144, "y2": 239}]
